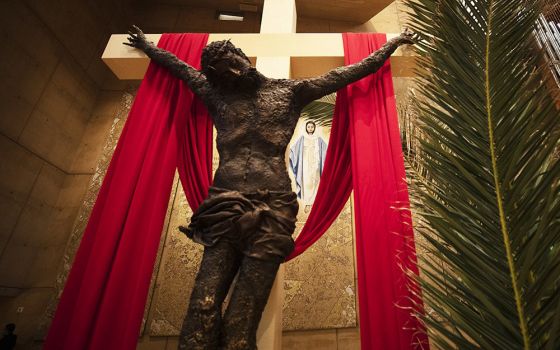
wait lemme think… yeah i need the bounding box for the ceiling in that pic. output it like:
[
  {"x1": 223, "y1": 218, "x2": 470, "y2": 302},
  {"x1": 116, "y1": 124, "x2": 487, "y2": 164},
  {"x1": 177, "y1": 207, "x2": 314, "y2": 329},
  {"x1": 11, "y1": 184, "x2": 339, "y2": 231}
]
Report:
[
  {"x1": 296, "y1": 0, "x2": 393, "y2": 22},
  {"x1": 145, "y1": 0, "x2": 393, "y2": 23}
]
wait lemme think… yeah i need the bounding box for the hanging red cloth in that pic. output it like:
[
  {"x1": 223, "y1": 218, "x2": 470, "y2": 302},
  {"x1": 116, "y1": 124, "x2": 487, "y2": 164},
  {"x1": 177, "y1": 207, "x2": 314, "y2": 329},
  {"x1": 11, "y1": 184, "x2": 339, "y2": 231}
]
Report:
[
  {"x1": 44, "y1": 34, "x2": 212, "y2": 350},
  {"x1": 346, "y1": 33, "x2": 427, "y2": 350},
  {"x1": 288, "y1": 33, "x2": 428, "y2": 350}
]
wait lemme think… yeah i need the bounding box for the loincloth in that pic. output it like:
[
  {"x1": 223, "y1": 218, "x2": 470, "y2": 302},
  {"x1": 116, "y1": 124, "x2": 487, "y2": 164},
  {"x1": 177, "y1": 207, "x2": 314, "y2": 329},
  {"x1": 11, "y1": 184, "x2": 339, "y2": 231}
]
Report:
[{"x1": 179, "y1": 187, "x2": 299, "y2": 262}]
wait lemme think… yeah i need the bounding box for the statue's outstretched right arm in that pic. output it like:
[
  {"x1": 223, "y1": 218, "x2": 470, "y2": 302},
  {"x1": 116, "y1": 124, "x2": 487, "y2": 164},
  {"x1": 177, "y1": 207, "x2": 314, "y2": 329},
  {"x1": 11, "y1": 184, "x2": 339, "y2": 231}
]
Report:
[{"x1": 124, "y1": 25, "x2": 210, "y2": 97}]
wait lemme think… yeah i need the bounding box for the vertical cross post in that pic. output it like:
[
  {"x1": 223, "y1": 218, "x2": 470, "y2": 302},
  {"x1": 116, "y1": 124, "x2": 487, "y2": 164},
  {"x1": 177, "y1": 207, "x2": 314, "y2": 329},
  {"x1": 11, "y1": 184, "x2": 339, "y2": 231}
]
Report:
[{"x1": 255, "y1": 1, "x2": 296, "y2": 348}]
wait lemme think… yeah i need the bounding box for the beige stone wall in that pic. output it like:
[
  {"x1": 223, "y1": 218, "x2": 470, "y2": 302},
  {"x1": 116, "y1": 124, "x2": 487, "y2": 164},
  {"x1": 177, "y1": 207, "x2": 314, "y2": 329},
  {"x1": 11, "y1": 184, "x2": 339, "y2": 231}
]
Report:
[
  {"x1": 0, "y1": 1, "x2": 127, "y2": 348},
  {"x1": 298, "y1": 1, "x2": 405, "y2": 34}
]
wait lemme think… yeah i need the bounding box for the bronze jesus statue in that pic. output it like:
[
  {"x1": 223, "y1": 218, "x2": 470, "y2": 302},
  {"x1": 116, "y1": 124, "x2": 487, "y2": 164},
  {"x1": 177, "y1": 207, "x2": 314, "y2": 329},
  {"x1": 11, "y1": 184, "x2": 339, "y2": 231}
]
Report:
[{"x1": 125, "y1": 26, "x2": 415, "y2": 350}]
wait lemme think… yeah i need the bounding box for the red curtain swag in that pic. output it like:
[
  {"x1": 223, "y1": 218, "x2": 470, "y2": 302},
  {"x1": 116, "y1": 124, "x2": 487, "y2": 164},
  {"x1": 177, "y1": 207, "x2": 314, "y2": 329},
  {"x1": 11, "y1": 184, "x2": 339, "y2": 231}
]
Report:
[
  {"x1": 44, "y1": 33, "x2": 212, "y2": 350},
  {"x1": 287, "y1": 33, "x2": 427, "y2": 350},
  {"x1": 45, "y1": 33, "x2": 427, "y2": 350}
]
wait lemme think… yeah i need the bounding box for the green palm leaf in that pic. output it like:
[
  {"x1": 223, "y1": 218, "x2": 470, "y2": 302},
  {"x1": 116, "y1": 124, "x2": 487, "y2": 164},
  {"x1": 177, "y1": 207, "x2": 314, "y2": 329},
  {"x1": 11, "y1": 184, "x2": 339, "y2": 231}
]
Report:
[
  {"x1": 403, "y1": 0, "x2": 560, "y2": 348},
  {"x1": 300, "y1": 93, "x2": 336, "y2": 127}
]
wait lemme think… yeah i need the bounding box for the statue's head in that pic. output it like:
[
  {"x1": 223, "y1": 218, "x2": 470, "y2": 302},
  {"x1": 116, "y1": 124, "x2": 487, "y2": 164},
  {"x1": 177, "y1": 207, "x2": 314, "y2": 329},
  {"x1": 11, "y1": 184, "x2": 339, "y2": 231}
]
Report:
[
  {"x1": 305, "y1": 120, "x2": 316, "y2": 135},
  {"x1": 201, "y1": 40, "x2": 260, "y2": 90}
]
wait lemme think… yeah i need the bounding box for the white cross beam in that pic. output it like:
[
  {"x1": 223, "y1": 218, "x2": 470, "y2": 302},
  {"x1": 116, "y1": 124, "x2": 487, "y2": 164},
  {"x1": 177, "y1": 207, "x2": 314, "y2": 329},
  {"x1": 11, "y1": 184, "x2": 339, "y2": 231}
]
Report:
[{"x1": 102, "y1": 32, "x2": 415, "y2": 79}]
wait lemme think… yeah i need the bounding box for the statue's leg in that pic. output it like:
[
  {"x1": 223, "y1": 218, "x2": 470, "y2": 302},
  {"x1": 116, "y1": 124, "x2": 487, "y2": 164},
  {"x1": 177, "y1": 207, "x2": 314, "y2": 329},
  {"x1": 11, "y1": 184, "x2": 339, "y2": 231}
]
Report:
[
  {"x1": 220, "y1": 256, "x2": 280, "y2": 350},
  {"x1": 178, "y1": 239, "x2": 242, "y2": 350}
]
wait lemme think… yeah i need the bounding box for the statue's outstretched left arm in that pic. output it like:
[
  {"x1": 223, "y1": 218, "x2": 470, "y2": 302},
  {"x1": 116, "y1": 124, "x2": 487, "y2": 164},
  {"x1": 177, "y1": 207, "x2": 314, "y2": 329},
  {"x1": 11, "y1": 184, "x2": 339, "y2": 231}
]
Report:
[
  {"x1": 294, "y1": 30, "x2": 417, "y2": 106},
  {"x1": 124, "y1": 25, "x2": 209, "y2": 97}
]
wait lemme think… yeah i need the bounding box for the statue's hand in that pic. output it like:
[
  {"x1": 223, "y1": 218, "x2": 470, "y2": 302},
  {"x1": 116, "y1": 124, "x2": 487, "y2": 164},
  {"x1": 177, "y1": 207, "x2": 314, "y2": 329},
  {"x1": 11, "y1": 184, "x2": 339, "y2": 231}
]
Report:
[
  {"x1": 398, "y1": 28, "x2": 420, "y2": 45},
  {"x1": 124, "y1": 25, "x2": 152, "y2": 51}
]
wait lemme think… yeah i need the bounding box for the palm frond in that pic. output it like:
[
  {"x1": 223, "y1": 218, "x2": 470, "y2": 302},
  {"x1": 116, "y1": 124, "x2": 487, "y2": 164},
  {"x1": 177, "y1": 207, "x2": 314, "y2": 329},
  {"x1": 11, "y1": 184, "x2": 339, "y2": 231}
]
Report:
[
  {"x1": 301, "y1": 93, "x2": 336, "y2": 127},
  {"x1": 403, "y1": 0, "x2": 560, "y2": 348}
]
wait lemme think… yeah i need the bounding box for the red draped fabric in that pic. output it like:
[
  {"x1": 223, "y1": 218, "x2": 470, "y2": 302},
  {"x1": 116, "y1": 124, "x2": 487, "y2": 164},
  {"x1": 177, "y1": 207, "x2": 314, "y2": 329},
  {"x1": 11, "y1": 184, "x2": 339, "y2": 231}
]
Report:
[
  {"x1": 346, "y1": 33, "x2": 427, "y2": 350},
  {"x1": 44, "y1": 34, "x2": 212, "y2": 350},
  {"x1": 288, "y1": 33, "x2": 427, "y2": 350}
]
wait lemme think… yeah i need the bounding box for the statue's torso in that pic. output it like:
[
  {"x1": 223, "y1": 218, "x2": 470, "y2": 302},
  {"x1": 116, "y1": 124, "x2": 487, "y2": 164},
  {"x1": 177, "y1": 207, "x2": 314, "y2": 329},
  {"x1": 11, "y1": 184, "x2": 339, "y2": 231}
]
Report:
[{"x1": 206, "y1": 78, "x2": 301, "y2": 193}]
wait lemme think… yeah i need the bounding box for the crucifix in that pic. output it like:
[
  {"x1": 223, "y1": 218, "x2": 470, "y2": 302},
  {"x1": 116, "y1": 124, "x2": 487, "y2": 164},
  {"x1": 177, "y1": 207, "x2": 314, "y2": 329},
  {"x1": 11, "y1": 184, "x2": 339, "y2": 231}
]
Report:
[{"x1": 102, "y1": 0, "x2": 416, "y2": 349}]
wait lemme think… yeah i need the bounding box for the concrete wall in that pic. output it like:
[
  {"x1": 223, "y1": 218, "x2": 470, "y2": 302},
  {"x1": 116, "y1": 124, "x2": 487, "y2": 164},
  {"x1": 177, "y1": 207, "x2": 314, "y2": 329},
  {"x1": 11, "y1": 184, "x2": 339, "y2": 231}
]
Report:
[
  {"x1": 298, "y1": 1, "x2": 405, "y2": 34},
  {"x1": 0, "y1": 0, "x2": 130, "y2": 348}
]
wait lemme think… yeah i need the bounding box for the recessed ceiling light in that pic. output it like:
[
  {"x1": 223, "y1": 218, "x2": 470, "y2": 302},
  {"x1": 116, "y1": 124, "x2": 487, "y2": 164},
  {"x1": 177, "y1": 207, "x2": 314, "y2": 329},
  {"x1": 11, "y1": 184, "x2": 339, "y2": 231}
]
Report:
[{"x1": 217, "y1": 11, "x2": 244, "y2": 21}]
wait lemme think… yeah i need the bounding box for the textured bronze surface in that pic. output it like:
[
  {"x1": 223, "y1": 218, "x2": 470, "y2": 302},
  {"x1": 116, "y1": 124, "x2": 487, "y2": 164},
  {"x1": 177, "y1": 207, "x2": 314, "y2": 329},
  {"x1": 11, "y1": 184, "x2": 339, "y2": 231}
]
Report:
[
  {"x1": 126, "y1": 26, "x2": 413, "y2": 349},
  {"x1": 183, "y1": 187, "x2": 299, "y2": 261}
]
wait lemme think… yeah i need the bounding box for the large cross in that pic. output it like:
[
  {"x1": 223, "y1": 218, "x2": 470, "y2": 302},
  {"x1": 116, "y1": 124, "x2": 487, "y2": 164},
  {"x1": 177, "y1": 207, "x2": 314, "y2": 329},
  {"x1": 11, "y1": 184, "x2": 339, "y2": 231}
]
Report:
[{"x1": 101, "y1": 0, "x2": 414, "y2": 348}]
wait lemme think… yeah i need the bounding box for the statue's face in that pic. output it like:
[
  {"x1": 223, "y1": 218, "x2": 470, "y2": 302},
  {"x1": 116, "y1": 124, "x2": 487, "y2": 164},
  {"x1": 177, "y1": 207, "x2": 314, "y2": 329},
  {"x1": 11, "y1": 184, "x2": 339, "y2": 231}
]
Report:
[
  {"x1": 211, "y1": 51, "x2": 257, "y2": 89},
  {"x1": 306, "y1": 123, "x2": 316, "y2": 135}
]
